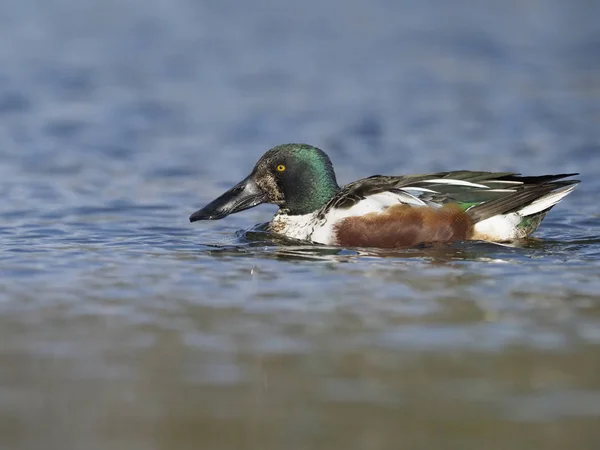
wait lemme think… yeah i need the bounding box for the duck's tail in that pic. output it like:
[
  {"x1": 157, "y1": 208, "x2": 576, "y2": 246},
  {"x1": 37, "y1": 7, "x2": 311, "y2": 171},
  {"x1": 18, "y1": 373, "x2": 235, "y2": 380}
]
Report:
[{"x1": 467, "y1": 175, "x2": 579, "y2": 241}]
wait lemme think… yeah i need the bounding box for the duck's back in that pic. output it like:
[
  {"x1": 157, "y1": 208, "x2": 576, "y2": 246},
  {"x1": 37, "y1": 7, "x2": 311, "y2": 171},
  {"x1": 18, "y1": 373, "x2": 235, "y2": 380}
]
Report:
[{"x1": 308, "y1": 171, "x2": 579, "y2": 248}]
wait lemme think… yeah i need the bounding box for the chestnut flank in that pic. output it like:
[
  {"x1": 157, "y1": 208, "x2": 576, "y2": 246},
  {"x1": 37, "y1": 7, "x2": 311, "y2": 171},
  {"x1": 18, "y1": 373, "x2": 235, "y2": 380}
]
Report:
[{"x1": 334, "y1": 204, "x2": 473, "y2": 248}]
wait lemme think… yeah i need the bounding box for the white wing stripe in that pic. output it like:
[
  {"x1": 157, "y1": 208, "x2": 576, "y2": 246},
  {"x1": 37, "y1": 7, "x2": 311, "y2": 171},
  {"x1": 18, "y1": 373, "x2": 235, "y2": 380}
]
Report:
[
  {"x1": 401, "y1": 187, "x2": 438, "y2": 193},
  {"x1": 393, "y1": 192, "x2": 427, "y2": 206},
  {"x1": 421, "y1": 179, "x2": 490, "y2": 188}
]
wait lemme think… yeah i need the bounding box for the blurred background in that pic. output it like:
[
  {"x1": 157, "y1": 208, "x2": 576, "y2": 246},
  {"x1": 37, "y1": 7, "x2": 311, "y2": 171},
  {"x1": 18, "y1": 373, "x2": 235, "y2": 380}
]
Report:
[{"x1": 1, "y1": 0, "x2": 600, "y2": 449}]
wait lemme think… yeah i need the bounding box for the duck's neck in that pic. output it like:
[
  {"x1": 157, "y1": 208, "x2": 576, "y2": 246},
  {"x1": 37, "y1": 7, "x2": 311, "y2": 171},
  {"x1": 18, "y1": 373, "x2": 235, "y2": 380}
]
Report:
[{"x1": 284, "y1": 180, "x2": 338, "y2": 215}]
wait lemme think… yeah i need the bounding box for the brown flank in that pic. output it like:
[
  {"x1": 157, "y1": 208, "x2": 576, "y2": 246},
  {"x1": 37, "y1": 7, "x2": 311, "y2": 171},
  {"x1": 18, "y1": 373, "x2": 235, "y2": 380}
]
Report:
[{"x1": 334, "y1": 204, "x2": 474, "y2": 248}]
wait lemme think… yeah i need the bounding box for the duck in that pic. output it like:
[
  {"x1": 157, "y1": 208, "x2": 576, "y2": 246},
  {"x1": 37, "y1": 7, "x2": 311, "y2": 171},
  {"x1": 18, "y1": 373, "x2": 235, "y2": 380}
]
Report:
[{"x1": 189, "y1": 143, "x2": 580, "y2": 248}]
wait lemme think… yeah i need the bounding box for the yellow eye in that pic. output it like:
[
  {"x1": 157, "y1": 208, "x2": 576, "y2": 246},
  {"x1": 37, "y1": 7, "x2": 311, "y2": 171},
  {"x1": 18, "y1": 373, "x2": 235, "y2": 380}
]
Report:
[{"x1": 276, "y1": 164, "x2": 286, "y2": 172}]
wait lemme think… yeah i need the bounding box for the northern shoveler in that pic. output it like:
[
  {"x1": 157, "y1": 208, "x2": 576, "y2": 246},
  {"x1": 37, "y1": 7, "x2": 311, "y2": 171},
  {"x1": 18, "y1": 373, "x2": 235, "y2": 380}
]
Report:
[{"x1": 189, "y1": 143, "x2": 579, "y2": 248}]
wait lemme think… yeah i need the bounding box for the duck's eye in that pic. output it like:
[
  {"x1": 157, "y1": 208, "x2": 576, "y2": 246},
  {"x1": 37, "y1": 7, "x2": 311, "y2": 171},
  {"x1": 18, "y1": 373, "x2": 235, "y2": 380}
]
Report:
[{"x1": 276, "y1": 164, "x2": 286, "y2": 172}]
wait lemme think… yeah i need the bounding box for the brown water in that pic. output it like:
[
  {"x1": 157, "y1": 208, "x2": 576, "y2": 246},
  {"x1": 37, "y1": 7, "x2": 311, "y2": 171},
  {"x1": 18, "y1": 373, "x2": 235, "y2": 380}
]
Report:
[{"x1": 1, "y1": 0, "x2": 600, "y2": 449}]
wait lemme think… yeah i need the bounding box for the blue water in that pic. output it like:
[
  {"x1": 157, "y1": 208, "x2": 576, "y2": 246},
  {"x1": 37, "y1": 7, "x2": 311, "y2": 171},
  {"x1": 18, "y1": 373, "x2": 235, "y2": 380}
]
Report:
[{"x1": 1, "y1": 0, "x2": 600, "y2": 449}]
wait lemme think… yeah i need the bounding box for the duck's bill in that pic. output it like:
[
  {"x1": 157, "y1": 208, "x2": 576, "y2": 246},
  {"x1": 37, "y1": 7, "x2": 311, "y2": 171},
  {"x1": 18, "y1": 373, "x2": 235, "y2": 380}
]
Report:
[{"x1": 189, "y1": 175, "x2": 267, "y2": 222}]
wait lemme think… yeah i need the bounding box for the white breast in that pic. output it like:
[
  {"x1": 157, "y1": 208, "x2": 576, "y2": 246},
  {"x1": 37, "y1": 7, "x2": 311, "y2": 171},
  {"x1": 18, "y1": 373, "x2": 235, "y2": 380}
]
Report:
[{"x1": 269, "y1": 212, "x2": 320, "y2": 241}]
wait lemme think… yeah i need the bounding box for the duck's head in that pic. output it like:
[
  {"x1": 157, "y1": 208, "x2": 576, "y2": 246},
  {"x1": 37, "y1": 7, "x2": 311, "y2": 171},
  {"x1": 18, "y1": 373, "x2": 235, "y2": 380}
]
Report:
[{"x1": 189, "y1": 143, "x2": 340, "y2": 221}]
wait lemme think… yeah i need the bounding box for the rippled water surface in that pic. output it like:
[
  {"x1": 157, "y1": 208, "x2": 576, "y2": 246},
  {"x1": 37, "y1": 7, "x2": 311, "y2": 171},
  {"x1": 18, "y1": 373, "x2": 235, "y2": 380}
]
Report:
[{"x1": 1, "y1": 0, "x2": 600, "y2": 449}]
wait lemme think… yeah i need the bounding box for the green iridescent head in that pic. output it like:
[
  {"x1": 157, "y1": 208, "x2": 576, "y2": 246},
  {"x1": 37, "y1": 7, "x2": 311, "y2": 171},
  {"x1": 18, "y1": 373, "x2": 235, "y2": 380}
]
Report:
[{"x1": 190, "y1": 143, "x2": 340, "y2": 221}]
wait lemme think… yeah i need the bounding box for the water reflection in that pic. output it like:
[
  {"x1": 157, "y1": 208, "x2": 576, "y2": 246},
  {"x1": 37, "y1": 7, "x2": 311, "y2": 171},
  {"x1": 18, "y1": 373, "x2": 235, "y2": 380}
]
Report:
[{"x1": 201, "y1": 227, "x2": 553, "y2": 265}]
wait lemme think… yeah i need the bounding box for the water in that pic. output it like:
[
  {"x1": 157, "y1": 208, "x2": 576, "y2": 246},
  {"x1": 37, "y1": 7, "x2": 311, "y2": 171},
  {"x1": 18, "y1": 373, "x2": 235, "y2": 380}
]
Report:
[{"x1": 1, "y1": 0, "x2": 600, "y2": 448}]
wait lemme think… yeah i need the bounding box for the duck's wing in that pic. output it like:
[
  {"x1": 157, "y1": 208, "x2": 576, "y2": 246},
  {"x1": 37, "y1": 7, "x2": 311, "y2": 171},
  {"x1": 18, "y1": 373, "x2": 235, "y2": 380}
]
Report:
[{"x1": 320, "y1": 171, "x2": 580, "y2": 220}]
